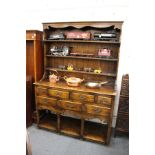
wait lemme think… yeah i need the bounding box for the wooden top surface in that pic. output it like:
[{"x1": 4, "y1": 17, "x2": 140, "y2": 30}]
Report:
[
  {"x1": 26, "y1": 30, "x2": 43, "y2": 33},
  {"x1": 34, "y1": 81, "x2": 116, "y2": 96},
  {"x1": 42, "y1": 21, "x2": 123, "y2": 24},
  {"x1": 42, "y1": 21, "x2": 123, "y2": 30}
]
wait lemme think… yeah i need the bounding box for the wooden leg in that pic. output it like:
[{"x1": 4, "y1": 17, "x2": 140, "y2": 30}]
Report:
[
  {"x1": 106, "y1": 124, "x2": 112, "y2": 145},
  {"x1": 57, "y1": 114, "x2": 60, "y2": 132},
  {"x1": 81, "y1": 119, "x2": 84, "y2": 138},
  {"x1": 36, "y1": 109, "x2": 40, "y2": 126},
  {"x1": 114, "y1": 128, "x2": 117, "y2": 137},
  {"x1": 106, "y1": 96, "x2": 115, "y2": 144}
]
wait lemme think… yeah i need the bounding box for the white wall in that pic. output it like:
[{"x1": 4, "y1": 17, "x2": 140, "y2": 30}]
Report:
[{"x1": 24, "y1": 0, "x2": 129, "y2": 127}]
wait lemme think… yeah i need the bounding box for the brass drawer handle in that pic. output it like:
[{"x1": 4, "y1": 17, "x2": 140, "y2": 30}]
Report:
[
  {"x1": 41, "y1": 98, "x2": 48, "y2": 104},
  {"x1": 99, "y1": 100, "x2": 103, "y2": 104},
  {"x1": 93, "y1": 108, "x2": 101, "y2": 114},
  {"x1": 56, "y1": 91, "x2": 61, "y2": 97},
  {"x1": 80, "y1": 95, "x2": 86, "y2": 101},
  {"x1": 38, "y1": 89, "x2": 46, "y2": 94},
  {"x1": 99, "y1": 100, "x2": 107, "y2": 105},
  {"x1": 42, "y1": 90, "x2": 47, "y2": 94},
  {"x1": 66, "y1": 104, "x2": 75, "y2": 109}
]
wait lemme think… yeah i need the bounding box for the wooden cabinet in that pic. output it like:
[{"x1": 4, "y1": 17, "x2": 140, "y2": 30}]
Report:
[
  {"x1": 26, "y1": 30, "x2": 43, "y2": 123},
  {"x1": 26, "y1": 30, "x2": 43, "y2": 82},
  {"x1": 114, "y1": 74, "x2": 129, "y2": 136},
  {"x1": 34, "y1": 21, "x2": 123, "y2": 144},
  {"x1": 26, "y1": 76, "x2": 32, "y2": 127}
]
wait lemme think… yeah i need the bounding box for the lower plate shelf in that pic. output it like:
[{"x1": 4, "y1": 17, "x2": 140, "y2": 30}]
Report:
[
  {"x1": 38, "y1": 112, "x2": 57, "y2": 131},
  {"x1": 37, "y1": 110, "x2": 109, "y2": 144},
  {"x1": 83, "y1": 121, "x2": 108, "y2": 143},
  {"x1": 60, "y1": 116, "x2": 81, "y2": 137}
]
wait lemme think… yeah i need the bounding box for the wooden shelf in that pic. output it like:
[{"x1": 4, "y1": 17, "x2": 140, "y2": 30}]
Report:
[
  {"x1": 43, "y1": 39, "x2": 120, "y2": 44},
  {"x1": 46, "y1": 55, "x2": 118, "y2": 61},
  {"x1": 46, "y1": 67, "x2": 116, "y2": 77},
  {"x1": 83, "y1": 121, "x2": 107, "y2": 143},
  {"x1": 38, "y1": 113, "x2": 57, "y2": 131},
  {"x1": 60, "y1": 116, "x2": 81, "y2": 137}
]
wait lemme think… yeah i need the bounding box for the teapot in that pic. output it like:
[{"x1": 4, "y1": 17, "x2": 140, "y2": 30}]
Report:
[{"x1": 49, "y1": 70, "x2": 59, "y2": 83}]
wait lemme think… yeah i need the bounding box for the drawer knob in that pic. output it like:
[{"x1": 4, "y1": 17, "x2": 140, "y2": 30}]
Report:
[
  {"x1": 42, "y1": 99, "x2": 48, "y2": 104},
  {"x1": 66, "y1": 104, "x2": 75, "y2": 109},
  {"x1": 94, "y1": 108, "x2": 101, "y2": 114},
  {"x1": 99, "y1": 100, "x2": 107, "y2": 105},
  {"x1": 99, "y1": 100, "x2": 103, "y2": 104},
  {"x1": 56, "y1": 92, "x2": 61, "y2": 97},
  {"x1": 38, "y1": 89, "x2": 46, "y2": 94},
  {"x1": 80, "y1": 95, "x2": 86, "y2": 101}
]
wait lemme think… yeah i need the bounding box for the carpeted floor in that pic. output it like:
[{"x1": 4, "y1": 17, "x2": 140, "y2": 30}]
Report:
[{"x1": 28, "y1": 124, "x2": 129, "y2": 155}]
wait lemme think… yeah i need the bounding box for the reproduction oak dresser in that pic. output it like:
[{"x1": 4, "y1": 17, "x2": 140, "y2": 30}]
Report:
[{"x1": 34, "y1": 21, "x2": 123, "y2": 144}]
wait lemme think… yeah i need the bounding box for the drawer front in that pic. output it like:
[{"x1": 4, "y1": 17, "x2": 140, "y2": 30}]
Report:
[
  {"x1": 37, "y1": 96, "x2": 57, "y2": 107},
  {"x1": 97, "y1": 96, "x2": 112, "y2": 107},
  {"x1": 85, "y1": 104, "x2": 111, "y2": 116},
  {"x1": 70, "y1": 92, "x2": 94, "y2": 103},
  {"x1": 58, "y1": 100, "x2": 82, "y2": 112},
  {"x1": 48, "y1": 89, "x2": 69, "y2": 99},
  {"x1": 37, "y1": 87, "x2": 47, "y2": 96},
  {"x1": 119, "y1": 97, "x2": 129, "y2": 113}
]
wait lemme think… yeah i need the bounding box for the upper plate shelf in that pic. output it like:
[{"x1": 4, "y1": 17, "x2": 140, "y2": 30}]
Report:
[{"x1": 43, "y1": 21, "x2": 123, "y2": 42}]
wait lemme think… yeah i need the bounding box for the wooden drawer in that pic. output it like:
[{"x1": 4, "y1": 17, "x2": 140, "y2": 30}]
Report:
[
  {"x1": 48, "y1": 89, "x2": 69, "y2": 99},
  {"x1": 36, "y1": 87, "x2": 47, "y2": 96},
  {"x1": 70, "y1": 92, "x2": 94, "y2": 103},
  {"x1": 37, "y1": 96, "x2": 57, "y2": 108},
  {"x1": 58, "y1": 100, "x2": 82, "y2": 112},
  {"x1": 85, "y1": 104, "x2": 111, "y2": 116},
  {"x1": 97, "y1": 96, "x2": 112, "y2": 107}
]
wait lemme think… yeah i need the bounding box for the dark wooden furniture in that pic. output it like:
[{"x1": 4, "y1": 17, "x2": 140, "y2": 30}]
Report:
[
  {"x1": 114, "y1": 74, "x2": 129, "y2": 137},
  {"x1": 26, "y1": 76, "x2": 32, "y2": 127},
  {"x1": 26, "y1": 30, "x2": 43, "y2": 123},
  {"x1": 34, "y1": 21, "x2": 123, "y2": 144}
]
